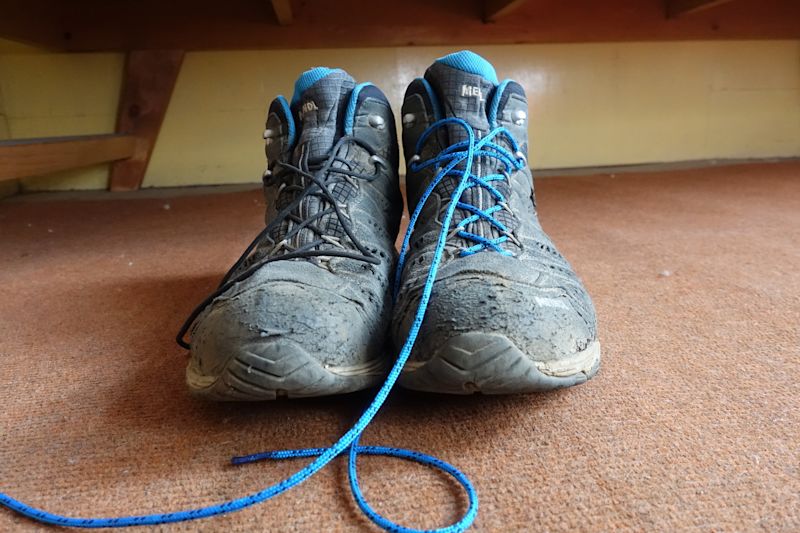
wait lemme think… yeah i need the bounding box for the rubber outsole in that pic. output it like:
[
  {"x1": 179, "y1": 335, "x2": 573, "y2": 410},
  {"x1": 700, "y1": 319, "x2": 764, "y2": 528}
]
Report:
[
  {"x1": 186, "y1": 340, "x2": 386, "y2": 401},
  {"x1": 398, "y1": 332, "x2": 600, "y2": 394}
]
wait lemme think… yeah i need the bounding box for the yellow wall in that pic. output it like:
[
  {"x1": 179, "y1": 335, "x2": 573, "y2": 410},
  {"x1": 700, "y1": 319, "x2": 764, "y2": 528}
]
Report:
[
  {"x1": 0, "y1": 40, "x2": 798, "y2": 190},
  {"x1": 0, "y1": 45, "x2": 122, "y2": 191}
]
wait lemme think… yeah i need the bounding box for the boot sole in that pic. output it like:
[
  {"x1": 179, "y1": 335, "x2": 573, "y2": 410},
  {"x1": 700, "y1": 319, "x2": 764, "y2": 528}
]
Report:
[
  {"x1": 186, "y1": 340, "x2": 386, "y2": 401},
  {"x1": 399, "y1": 332, "x2": 600, "y2": 394}
]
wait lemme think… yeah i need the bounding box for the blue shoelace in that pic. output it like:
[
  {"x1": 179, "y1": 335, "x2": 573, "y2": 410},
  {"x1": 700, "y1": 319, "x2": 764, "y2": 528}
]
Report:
[{"x1": 0, "y1": 118, "x2": 524, "y2": 532}]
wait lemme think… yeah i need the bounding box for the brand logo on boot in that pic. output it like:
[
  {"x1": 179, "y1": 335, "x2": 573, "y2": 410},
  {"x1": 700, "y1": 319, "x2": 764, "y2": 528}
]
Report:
[
  {"x1": 461, "y1": 85, "x2": 483, "y2": 99},
  {"x1": 300, "y1": 100, "x2": 318, "y2": 118}
]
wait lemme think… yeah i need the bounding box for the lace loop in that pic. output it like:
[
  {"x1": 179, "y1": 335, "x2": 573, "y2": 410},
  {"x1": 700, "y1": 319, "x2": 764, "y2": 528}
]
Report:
[{"x1": 394, "y1": 118, "x2": 525, "y2": 300}]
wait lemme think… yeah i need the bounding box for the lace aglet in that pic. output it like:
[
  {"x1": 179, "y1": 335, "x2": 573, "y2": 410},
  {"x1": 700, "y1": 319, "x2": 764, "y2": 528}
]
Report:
[{"x1": 230, "y1": 452, "x2": 275, "y2": 465}]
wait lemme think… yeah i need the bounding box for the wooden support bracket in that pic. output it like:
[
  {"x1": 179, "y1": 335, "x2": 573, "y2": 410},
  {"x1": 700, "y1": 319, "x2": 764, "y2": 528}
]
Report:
[
  {"x1": 109, "y1": 50, "x2": 184, "y2": 191},
  {"x1": 270, "y1": 0, "x2": 293, "y2": 26},
  {"x1": 483, "y1": 0, "x2": 528, "y2": 22},
  {"x1": 0, "y1": 134, "x2": 138, "y2": 182},
  {"x1": 666, "y1": 0, "x2": 735, "y2": 18}
]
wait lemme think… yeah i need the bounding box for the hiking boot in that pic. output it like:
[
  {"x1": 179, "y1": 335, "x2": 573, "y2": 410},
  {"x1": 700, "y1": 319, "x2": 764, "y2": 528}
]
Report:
[
  {"x1": 392, "y1": 51, "x2": 600, "y2": 394},
  {"x1": 182, "y1": 68, "x2": 402, "y2": 400}
]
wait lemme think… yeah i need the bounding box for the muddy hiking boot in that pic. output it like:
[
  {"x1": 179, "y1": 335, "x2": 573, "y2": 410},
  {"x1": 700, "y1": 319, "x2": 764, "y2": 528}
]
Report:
[
  {"x1": 392, "y1": 51, "x2": 600, "y2": 394},
  {"x1": 180, "y1": 67, "x2": 402, "y2": 400}
]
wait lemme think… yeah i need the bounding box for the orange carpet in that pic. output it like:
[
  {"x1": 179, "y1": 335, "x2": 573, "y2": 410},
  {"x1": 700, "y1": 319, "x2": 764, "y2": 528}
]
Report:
[{"x1": 1, "y1": 162, "x2": 798, "y2": 531}]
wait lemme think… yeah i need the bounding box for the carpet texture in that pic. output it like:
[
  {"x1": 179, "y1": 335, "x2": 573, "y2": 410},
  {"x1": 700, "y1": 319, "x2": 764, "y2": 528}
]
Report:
[{"x1": 1, "y1": 162, "x2": 798, "y2": 532}]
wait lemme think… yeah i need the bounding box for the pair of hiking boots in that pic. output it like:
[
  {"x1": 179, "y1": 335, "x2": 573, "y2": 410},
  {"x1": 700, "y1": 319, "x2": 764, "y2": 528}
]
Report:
[{"x1": 179, "y1": 50, "x2": 600, "y2": 400}]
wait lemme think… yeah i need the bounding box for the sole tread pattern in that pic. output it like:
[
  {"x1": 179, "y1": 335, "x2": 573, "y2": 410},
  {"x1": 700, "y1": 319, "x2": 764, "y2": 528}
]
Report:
[
  {"x1": 399, "y1": 332, "x2": 600, "y2": 394},
  {"x1": 187, "y1": 340, "x2": 385, "y2": 401}
]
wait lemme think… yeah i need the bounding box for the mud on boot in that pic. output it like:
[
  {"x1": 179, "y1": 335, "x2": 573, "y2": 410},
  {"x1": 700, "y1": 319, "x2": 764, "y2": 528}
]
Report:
[
  {"x1": 182, "y1": 68, "x2": 402, "y2": 400},
  {"x1": 392, "y1": 51, "x2": 600, "y2": 394}
]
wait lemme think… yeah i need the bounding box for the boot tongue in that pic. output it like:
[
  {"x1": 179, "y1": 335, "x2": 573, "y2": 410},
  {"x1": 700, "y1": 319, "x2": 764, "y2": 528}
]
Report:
[
  {"x1": 422, "y1": 52, "x2": 511, "y2": 245},
  {"x1": 291, "y1": 67, "x2": 355, "y2": 164},
  {"x1": 424, "y1": 51, "x2": 498, "y2": 144}
]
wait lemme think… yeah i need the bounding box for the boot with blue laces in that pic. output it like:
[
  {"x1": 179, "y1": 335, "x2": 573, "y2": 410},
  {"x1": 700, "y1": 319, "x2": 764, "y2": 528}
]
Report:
[
  {"x1": 393, "y1": 50, "x2": 600, "y2": 394},
  {"x1": 180, "y1": 67, "x2": 402, "y2": 400}
]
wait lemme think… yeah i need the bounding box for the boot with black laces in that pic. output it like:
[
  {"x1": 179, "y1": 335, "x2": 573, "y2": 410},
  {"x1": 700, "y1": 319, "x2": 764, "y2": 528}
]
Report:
[
  {"x1": 180, "y1": 67, "x2": 402, "y2": 400},
  {"x1": 393, "y1": 51, "x2": 600, "y2": 394}
]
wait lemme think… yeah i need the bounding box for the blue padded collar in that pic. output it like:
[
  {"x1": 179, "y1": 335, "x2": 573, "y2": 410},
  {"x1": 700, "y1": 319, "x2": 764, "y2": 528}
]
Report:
[{"x1": 435, "y1": 50, "x2": 499, "y2": 85}]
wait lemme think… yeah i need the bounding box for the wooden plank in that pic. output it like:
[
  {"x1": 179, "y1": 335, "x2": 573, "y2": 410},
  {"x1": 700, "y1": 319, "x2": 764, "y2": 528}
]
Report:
[
  {"x1": 0, "y1": 134, "x2": 138, "y2": 181},
  {"x1": 270, "y1": 0, "x2": 293, "y2": 26},
  {"x1": 667, "y1": 0, "x2": 736, "y2": 18},
  {"x1": 109, "y1": 50, "x2": 184, "y2": 191},
  {"x1": 484, "y1": 0, "x2": 529, "y2": 22},
  {"x1": 1, "y1": 0, "x2": 799, "y2": 52}
]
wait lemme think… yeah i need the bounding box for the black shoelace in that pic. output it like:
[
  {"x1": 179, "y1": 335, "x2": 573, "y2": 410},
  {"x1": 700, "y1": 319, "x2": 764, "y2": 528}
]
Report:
[{"x1": 176, "y1": 135, "x2": 386, "y2": 349}]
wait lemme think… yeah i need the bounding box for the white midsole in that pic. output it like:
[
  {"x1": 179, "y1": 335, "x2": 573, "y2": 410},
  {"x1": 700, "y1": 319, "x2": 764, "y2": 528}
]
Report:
[
  {"x1": 534, "y1": 341, "x2": 601, "y2": 377},
  {"x1": 186, "y1": 355, "x2": 387, "y2": 391},
  {"x1": 325, "y1": 357, "x2": 387, "y2": 377},
  {"x1": 401, "y1": 339, "x2": 601, "y2": 378}
]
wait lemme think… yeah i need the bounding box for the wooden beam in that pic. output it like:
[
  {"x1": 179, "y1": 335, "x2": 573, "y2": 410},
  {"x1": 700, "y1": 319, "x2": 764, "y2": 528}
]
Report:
[
  {"x1": 109, "y1": 50, "x2": 184, "y2": 191},
  {"x1": 0, "y1": 134, "x2": 138, "y2": 181},
  {"x1": 484, "y1": 0, "x2": 528, "y2": 22},
  {"x1": 4, "y1": 0, "x2": 800, "y2": 52},
  {"x1": 667, "y1": 0, "x2": 735, "y2": 18},
  {"x1": 270, "y1": 0, "x2": 293, "y2": 26}
]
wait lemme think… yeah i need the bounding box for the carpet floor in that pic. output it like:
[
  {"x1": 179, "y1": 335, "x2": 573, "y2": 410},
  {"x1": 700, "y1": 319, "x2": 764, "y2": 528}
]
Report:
[{"x1": 1, "y1": 162, "x2": 798, "y2": 532}]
